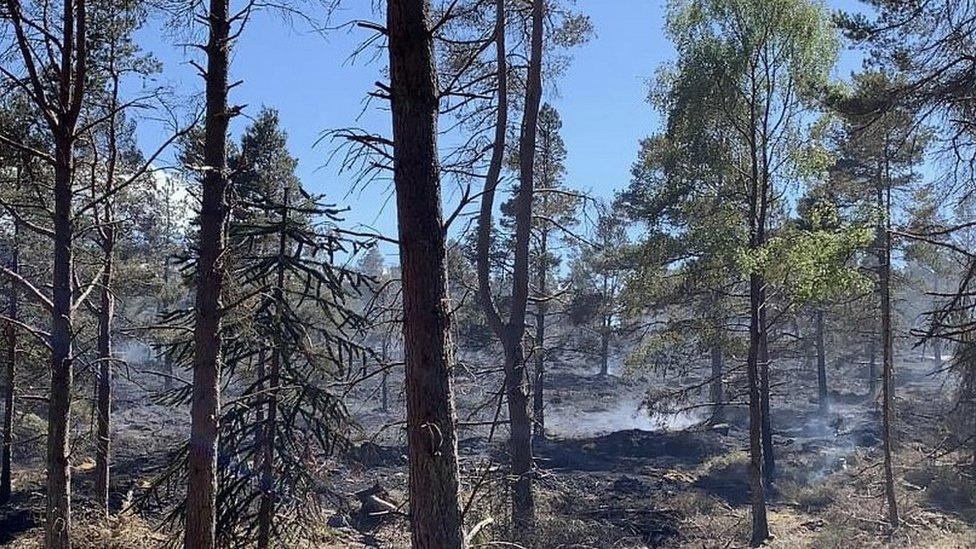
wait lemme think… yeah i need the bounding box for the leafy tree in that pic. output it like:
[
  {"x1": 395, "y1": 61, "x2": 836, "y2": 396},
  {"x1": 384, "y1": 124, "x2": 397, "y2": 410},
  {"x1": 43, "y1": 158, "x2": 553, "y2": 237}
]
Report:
[{"x1": 657, "y1": 0, "x2": 838, "y2": 543}]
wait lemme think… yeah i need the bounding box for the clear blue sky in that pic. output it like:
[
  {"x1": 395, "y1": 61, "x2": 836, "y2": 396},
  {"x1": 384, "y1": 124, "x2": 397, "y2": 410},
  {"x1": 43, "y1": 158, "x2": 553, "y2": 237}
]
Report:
[{"x1": 134, "y1": 0, "x2": 867, "y2": 249}]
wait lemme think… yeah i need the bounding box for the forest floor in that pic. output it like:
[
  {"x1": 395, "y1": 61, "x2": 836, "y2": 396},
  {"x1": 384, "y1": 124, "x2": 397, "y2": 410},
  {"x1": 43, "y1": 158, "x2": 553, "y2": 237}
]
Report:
[{"x1": 2, "y1": 350, "x2": 976, "y2": 548}]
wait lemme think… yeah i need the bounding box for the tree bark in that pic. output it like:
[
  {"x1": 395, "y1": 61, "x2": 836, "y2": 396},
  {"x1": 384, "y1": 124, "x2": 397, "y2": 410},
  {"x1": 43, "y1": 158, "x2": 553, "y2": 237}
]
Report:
[
  {"x1": 257, "y1": 188, "x2": 289, "y2": 549},
  {"x1": 880, "y1": 181, "x2": 898, "y2": 529},
  {"x1": 0, "y1": 197, "x2": 18, "y2": 505},
  {"x1": 868, "y1": 336, "x2": 878, "y2": 398},
  {"x1": 473, "y1": 0, "x2": 538, "y2": 536},
  {"x1": 746, "y1": 81, "x2": 770, "y2": 544},
  {"x1": 816, "y1": 309, "x2": 828, "y2": 412},
  {"x1": 532, "y1": 230, "x2": 548, "y2": 441},
  {"x1": 94, "y1": 61, "x2": 120, "y2": 516},
  {"x1": 599, "y1": 322, "x2": 610, "y2": 377},
  {"x1": 94, "y1": 237, "x2": 114, "y2": 514},
  {"x1": 747, "y1": 274, "x2": 770, "y2": 547},
  {"x1": 387, "y1": 1, "x2": 464, "y2": 546},
  {"x1": 759, "y1": 286, "x2": 774, "y2": 486},
  {"x1": 380, "y1": 336, "x2": 389, "y2": 414},
  {"x1": 3, "y1": 0, "x2": 87, "y2": 543},
  {"x1": 184, "y1": 0, "x2": 231, "y2": 544},
  {"x1": 709, "y1": 338, "x2": 724, "y2": 422},
  {"x1": 48, "y1": 142, "x2": 74, "y2": 549}
]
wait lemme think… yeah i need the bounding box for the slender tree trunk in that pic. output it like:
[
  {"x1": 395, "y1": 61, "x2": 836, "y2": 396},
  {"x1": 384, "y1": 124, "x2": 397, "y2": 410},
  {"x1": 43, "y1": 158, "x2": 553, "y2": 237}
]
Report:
[
  {"x1": 599, "y1": 323, "x2": 610, "y2": 377},
  {"x1": 880, "y1": 182, "x2": 898, "y2": 529},
  {"x1": 533, "y1": 312, "x2": 546, "y2": 440},
  {"x1": 0, "y1": 202, "x2": 18, "y2": 505},
  {"x1": 94, "y1": 236, "x2": 114, "y2": 514},
  {"x1": 709, "y1": 294, "x2": 725, "y2": 419},
  {"x1": 94, "y1": 62, "x2": 120, "y2": 515},
  {"x1": 184, "y1": 0, "x2": 231, "y2": 543},
  {"x1": 380, "y1": 335, "x2": 389, "y2": 414},
  {"x1": 387, "y1": 2, "x2": 464, "y2": 546},
  {"x1": 746, "y1": 89, "x2": 770, "y2": 544},
  {"x1": 759, "y1": 287, "x2": 774, "y2": 486},
  {"x1": 532, "y1": 231, "x2": 548, "y2": 441},
  {"x1": 503, "y1": 0, "x2": 544, "y2": 536},
  {"x1": 709, "y1": 337, "x2": 724, "y2": 422},
  {"x1": 48, "y1": 143, "x2": 74, "y2": 549},
  {"x1": 257, "y1": 188, "x2": 289, "y2": 549},
  {"x1": 816, "y1": 309, "x2": 828, "y2": 412},
  {"x1": 747, "y1": 274, "x2": 769, "y2": 547},
  {"x1": 868, "y1": 336, "x2": 878, "y2": 398}
]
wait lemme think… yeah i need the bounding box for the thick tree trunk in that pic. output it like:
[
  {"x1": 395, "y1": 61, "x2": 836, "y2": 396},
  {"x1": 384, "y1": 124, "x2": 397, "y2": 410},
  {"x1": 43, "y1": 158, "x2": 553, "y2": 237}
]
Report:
[
  {"x1": 47, "y1": 145, "x2": 74, "y2": 549},
  {"x1": 504, "y1": 337, "x2": 535, "y2": 535},
  {"x1": 387, "y1": 1, "x2": 464, "y2": 546},
  {"x1": 184, "y1": 0, "x2": 231, "y2": 544},
  {"x1": 880, "y1": 184, "x2": 898, "y2": 529},
  {"x1": 816, "y1": 309, "x2": 828, "y2": 412},
  {"x1": 0, "y1": 214, "x2": 17, "y2": 504}
]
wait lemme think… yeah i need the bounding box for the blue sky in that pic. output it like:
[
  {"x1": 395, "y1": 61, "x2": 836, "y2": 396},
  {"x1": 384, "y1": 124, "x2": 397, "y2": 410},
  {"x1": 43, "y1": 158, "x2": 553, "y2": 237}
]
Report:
[{"x1": 134, "y1": 0, "x2": 867, "y2": 251}]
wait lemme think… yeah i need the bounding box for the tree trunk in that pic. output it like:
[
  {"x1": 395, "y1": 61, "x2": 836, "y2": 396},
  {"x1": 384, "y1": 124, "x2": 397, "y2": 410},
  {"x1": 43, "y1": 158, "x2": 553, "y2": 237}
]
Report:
[
  {"x1": 533, "y1": 311, "x2": 545, "y2": 440},
  {"x1": 504, "y1": 0, "x2": 544, "y2": 535},
  {"x1": 816, "y1": 309, "x2": 828, "y2": 412},
  {"x1": 94, "y1": 238, "x2": 114, "y2": 514},
  {"x1": 868, "y1": 336, "x2": 878, "y2": 398},
  {"x1": 747, "y1": 89, "x2": 770, "y2": 544},
  {"x1": 380, "y1": 336, "x2": 389, "y2": 414},
  {"x1": 0, "y1": 207, "x2": 18, "y2": 504},
  {"x1": 47, "y1": 143, "x2": 74, "y2": 549},
  {"x1": 599, "y1": 323, "x2": 610, "y2": 377},
  {"x1": 257, "y1": 188, "x2": 289, "y2": 549},
  {"x1": 747, "y1": 274, "x2": 769, "y2": 547},
  {"x1": 504, "y1": 336, "x2": 535, "y2": 536},
  {"x1": 709, "y1": 339, "x2": 724, "y2": 422},
  {"x1": 532, "y1": 230, "x2": 548, "y2": 441},
  {"x1": 759, "y1": 287, "x2": 774, "y2": 486},
  {"x1": 387, "y1": 1, "x2": 464, "y2": 546},
  {"x1": 184, "y1": 0, "x2": 231, "y2": 543},
  {"x1": 880, "y1": 183, "x2": 898, "y2": 529},
  {"x1": 93, "y1": 39, "x2": 122, "y2": 518},
  {"x1": 931, "y1": 274, "x2": 942, "y2": 369}
]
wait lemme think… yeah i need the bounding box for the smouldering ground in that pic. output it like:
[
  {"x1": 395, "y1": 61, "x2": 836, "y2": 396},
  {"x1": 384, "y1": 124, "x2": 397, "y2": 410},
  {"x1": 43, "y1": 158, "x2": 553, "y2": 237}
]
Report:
[{"x1": 2, "y1": 350, "x2": 976, "y2": 547}]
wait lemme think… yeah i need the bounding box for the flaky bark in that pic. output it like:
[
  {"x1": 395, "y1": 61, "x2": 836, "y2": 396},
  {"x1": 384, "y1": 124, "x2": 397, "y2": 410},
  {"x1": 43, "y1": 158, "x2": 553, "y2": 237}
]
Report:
[
  {"x1": 388, "y1": 1, "x2": 464, "y2": 546},
  {"x1": 184, "y1": 0, "x2": 231, "y2": 544}
]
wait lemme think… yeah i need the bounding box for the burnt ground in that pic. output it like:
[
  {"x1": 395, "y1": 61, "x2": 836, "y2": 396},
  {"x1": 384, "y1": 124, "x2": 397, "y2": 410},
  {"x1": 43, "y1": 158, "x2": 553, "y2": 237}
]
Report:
[{"x1": 2, "y1": 351, "x2": 976, "y2": 548}]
